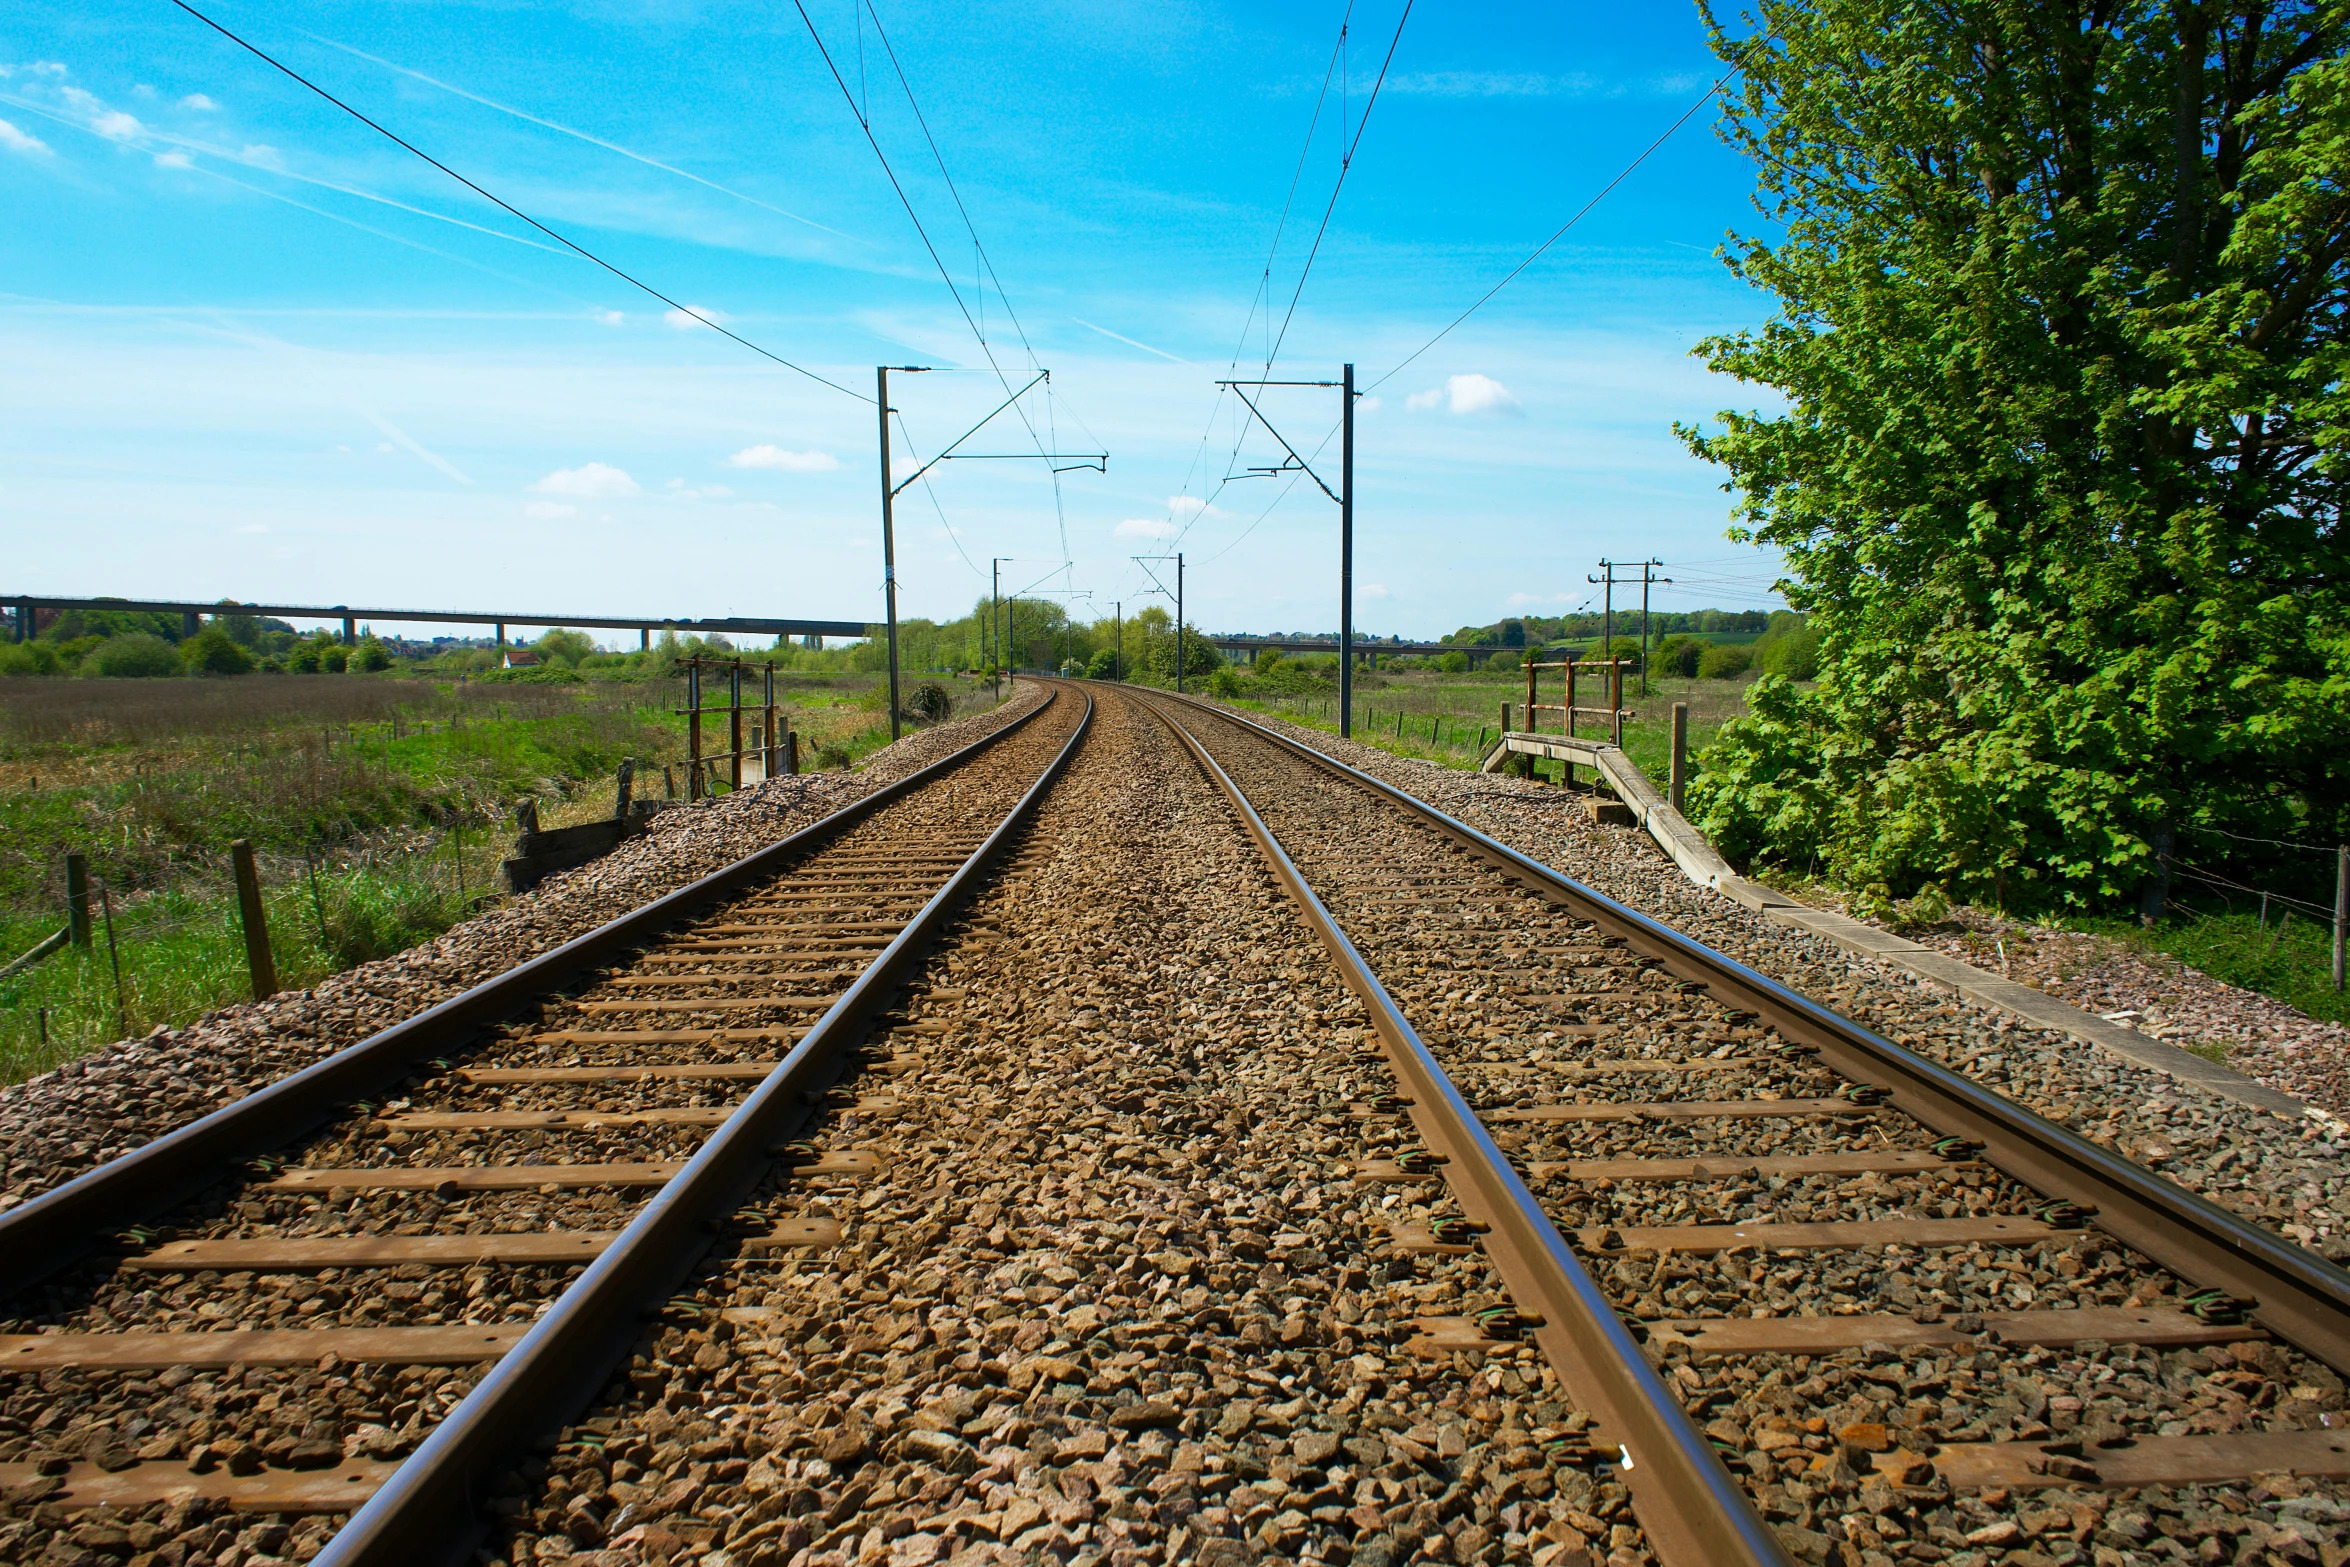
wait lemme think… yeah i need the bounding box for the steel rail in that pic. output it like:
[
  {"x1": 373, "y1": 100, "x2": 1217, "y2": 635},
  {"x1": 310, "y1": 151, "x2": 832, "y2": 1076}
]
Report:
[
  {"x1": 1148, "y1": 689, "x2": 2350, "y2": 1378},
  {"x1": 313, "y1": 687, "x2": 1093, "y2": 1566},
  {"x1": 0, "y1": 689, "x2": 1064, "y2": 1295},
  {"x1": 1133, "y1": 688, "x2": 1789, "y2": 1567}
]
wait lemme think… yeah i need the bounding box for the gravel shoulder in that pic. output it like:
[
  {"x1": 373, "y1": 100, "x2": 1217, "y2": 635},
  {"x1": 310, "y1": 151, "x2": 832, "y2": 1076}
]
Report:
[
  {"x1": 1208, "y1": 700, "x2": 2350, "y2": 1268},
  {"x1": 0, "y1": 687, "x2": 1049, "y2": 1215}
]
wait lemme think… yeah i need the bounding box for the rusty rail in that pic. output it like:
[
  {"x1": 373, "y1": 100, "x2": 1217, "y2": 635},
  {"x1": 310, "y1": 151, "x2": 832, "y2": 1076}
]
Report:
[
  {"x1": 1147, "y1": 688, "x2": 2350, "y2": 1380},
  {"x1": 311, "y1": 687, "x2": 1093, "y2": 1565},
  {"x1": 1135, "y1": 689, "x2": 1789, "y2": 1567},
  {"x1": 0, "y1": 689, "x2": 1061, "y2": 1296}
]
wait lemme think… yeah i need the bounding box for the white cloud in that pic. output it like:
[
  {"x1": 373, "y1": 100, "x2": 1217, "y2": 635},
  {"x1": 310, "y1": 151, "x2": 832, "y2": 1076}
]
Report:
[
  {"x1": 92, "y1": 110, "x2": 141, "y2": 141},
  {"x1": 153, "y1": 150, "x2": 192, "y2": 170},
  {"x1": 1408, "y1": 373, "x2": 1523, "y2": 417},
  {"x1": 532, "y1": 462, "x2": 639, "y2": 498},
  {"x1": 524, "y1": 500, "x2": 577, "y2": 520},
  {"x1": 664, "y1": 478, "x2": 734, "y2": 500},
  {"x1": 1168, "y1": 495, "x2": 1218, "y2": 518},
  {"x1": 234, "y1": 522, "x2": 267, "y2": 535},
  {"x1": 1362, "y1": 583, "x2": 1391, "y2": 599},
  {"x1": 664, "y1": 305, "x2": 725, "y2": 330},
  {"x1": 180, "y1": 93, "x2": 218, "y2": 110},
  {"x1": 239, "y1": 144, "x2": 282, "y2": 168},
  {"x1": 728, "y1": 444, "x2": 837, "y2": 472},
  {"x1": 0, "y1": 118, "x2": 50, "y2": 156},
  {"x1": 1358, "y1": 395, "x2": 1382, "y2": 413},
  {"x1": 132, "y1": 83, "x2": 157, "y2": 100},
  {"x1": 592, "y1": 309, "x2": 624, "y2": 326},
  {"x1": 1116, "y1": 518, "x2": 1177, "y2": 540}
]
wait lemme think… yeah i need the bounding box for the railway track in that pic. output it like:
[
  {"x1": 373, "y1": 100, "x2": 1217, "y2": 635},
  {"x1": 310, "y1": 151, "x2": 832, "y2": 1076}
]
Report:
[
  {"x1": 4, "y1": 678, "x2": 2349, "y2": 1567},
  {"x1": 1136, "y1": 688, "x2": 2350, "y2": 1566},
  {"x1": 0, "y1": 687, "x2": 1091, "y2": 1562}
]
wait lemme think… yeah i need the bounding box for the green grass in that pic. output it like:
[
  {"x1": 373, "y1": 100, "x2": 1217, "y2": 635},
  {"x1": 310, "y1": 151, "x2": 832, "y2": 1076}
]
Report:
[
  {"x1": 0, "y1": 670, "x2": 1006, "y2": 1083},
  {"x1": 1213, "y1": 668, "x2": 1757, "y2": 790},
  {"x1": 2068, "y1": 899, "x2": 2349, "y2": 1029}
]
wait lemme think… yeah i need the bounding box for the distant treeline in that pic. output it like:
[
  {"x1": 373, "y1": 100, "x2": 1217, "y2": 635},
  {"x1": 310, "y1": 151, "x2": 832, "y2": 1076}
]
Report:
[{"x1": 1440, "y1": 609, "x2": 1773, "y2": 648}]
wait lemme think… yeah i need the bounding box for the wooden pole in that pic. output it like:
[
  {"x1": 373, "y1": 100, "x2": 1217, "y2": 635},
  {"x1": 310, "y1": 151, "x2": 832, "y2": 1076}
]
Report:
[
  {"x1": 614, "y1": 758, "x2": 635, "y2": 820},
  {"x1": 231, "y1": 838, "x2": 277, "y2": 1000},
  {"x1": 686, "y1": 658, "x2": 703, "y2": 802},
  {"x1": 65, "y1": 852, "x2": 91, "y2": 949},
  {"x1": 784, "y1": 730, "x2": 800, "y2": 777},
  {"x1": 1522, "y1": 657, "x2": 1535, "y2": 735},
  {"x1": 2335, "y1": 845, "x2": 2346, "y2": 994},
  {"x1": 763, "y1": 664, "x2": 778, "y2": 782},
  {"x1": 1670, "y1": 703, "x2": 1689, "y2": 812},
  {"x1": 99, "y1": 884, "x2": 127, "y2": 1038},
  {"x1": 729, "y1": 659, "x2": 744, "y2": 792}
]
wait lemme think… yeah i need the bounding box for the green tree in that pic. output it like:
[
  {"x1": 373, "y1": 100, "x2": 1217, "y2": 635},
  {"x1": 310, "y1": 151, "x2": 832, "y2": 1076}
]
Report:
[
  {"x1": 350, "y1": 638, "x2": 393, "y2": 673},
  {"x1": 180, "y1": 628, "x2": 256, "y2": 676},
  {"x1": 1683, "y1": 0, "x2": 2350, "y2": 909},
  {"x1": 535, "y1": 628, "x2": 597, "y2": 666}
]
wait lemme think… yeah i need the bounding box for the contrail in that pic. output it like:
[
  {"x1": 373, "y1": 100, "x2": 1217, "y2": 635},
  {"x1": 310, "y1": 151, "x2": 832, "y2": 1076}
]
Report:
[{"x1": 302, "y1": 31, "x2": 862, "y2": 243}]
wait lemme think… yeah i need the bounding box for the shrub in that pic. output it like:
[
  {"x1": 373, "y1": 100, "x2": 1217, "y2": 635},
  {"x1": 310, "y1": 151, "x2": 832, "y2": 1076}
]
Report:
[
  {"x1": 1209, "y1": 665, "x2": 1244, "y2": 698},
  {"x1": 350, "y1": 639, "x2": 392, "y2": 673},
  {"x1": 534, "y1": 628, "x2": 597, "y2": 665},
  {"x1": 321, "y1": 645, "x2": 350, "y2": 674},
  {"x1": 0, "y1": 641, "x2": 63, "y2": 676},
  {"x1": 286, "y1": 640, "x2": 324, "y2": 673},
  {"x1": 1487, "y1": 648, "x2": 1521, "y2": 672},
  {"x1": 179, "y1": 628, "x2": 256, "y2": 676},
  {"x1": 1085, "y1": 648, "x2": 1119, "y2": 680},
  {"x1": 1755, "y1": 620, "x2": 1821, "y2": 680},
  {"x1": 1651, "y1": 636, "x2": 1704, "y2": 679},
  {"x1": 1436, "y1": 651, "x2": 1470, "y2": 673},
  {"x1": 902, "y1": 682, "x2": 954, "y2": 724},
  {"x1": 1698, "y1": 644, "x2": 1754, "y2": 680},
  {"x1": 815, "y1": 742, "x2": 853, "y2": 770},
  {"x1": 86, "y1": 633, "x2": 182, "y2": 679}
]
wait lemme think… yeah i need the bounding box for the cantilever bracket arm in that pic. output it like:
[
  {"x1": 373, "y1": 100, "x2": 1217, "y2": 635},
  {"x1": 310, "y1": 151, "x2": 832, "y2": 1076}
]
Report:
[
  {"x1": 889, "y1": 372, "x2": 1050, "y2": 497},
  {"x1": 1222, "y1": 385, "x2": 1339, "y2": 505}
]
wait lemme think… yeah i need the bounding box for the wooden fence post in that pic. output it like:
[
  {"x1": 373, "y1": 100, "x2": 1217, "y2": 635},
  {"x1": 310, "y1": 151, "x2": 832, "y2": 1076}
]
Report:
[
  {"x1": 231, "y1": 838, "x2": 278, "y2": 1000},
  {"x1": 65, "y1": 853, "x2": 91, "y2": 949},
  {"x1": 1670, "y1": 703, "x2": 1689, "y2": 812},
  {"x1": 686, "y1": 659, "x2": 703, "y2": 802},
  {"x1": 614, "y1": 758, "x2": 635, "y2": 820},
  {"x1": 2334, "y1": 845, "x2": 2346, "y2": 994},
  {"x1": 784, "y1": 730, "x2": 800, "y2": 777},
  {"x1": 729, "y1": 658, "x2": 744, "y2": 793}
]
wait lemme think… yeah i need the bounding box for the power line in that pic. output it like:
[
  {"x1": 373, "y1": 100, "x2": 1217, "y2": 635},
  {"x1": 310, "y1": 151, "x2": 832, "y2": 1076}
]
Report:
[
  {"x1": 1262, "y1": 0, "x2": 1413, "y2": 374},
  {"x1": 1367, "y1": 37, "x2": 1765, "y2": 394},
  {"x1": 801, "y1": 0, "x2": 1075, "y2": 566},
  {"x1": 1153, "y1": 4, "x2": 1358, "y2": 561},
  {"x1": 164, "y1": 0, "x2": 871, "y2": 402}
]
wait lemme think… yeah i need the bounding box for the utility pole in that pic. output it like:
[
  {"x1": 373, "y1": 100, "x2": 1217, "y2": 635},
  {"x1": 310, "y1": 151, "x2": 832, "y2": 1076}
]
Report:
[
  {"x1": 1340, "y1": 362, "x2": 1355, "y2": 739},
  {"x1": 1639, "y1": 559, "x2": 1670, "y2": 695},
  {"x1": 1113, "y1": 601, "x2": 1122, "y2": 681},
  {"x1": 990, "y1": 558, "x2": 1005, "y2": 702},
  {"x1": 1176, "y1": 555, "x2": 1185, "y2": 694},
  {"x1": 1216, "y1": 364, "x2": 1359, "y2": 736},
  {"x1": 876, "y1": 367, "x2": 902, "y2": 741}
]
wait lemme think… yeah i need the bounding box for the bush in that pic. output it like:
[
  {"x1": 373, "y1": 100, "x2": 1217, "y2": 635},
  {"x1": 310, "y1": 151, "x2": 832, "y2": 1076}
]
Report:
[
  {"x1": 321, "y1": 645, "x2": 350, "y2": 674},
  {"x1": 0, "y1": 641, "x2": 63, "y2": 676},
  {"x1": 902, "y1": 682, "x2": 953, "y2": 724},
  {"x1": 1651, "y1": 636, "x2": 1704, "y2": 679},
  {"x1": 1698, "y1": 644, "x2": 1754, "y2": 680},
  {"x1": 1435, "y1": 651, "x2": 1470, "y2": 673},
  {"x1": 1209, "y1": 665, "x2": 1244, "y2": 698},
  {"x1": 534, "y1": 628, "x2": 596, "y2": 665},
  {"x1": 1085, "y1": 648, "x2": 1120, "y2": 680},
  {"x1": 179, "y1": 628, "x2": 256, "y2": 676},
  {"x1": 1755, "y1": 620, "x2": 1821, "y2": 680},
  {"x1": 86, "y1": 633, "x2": 182, "y2": 679},
  {"x1": 1486, "y1": 648, "x2": 1521, "y2": 672},
  {"x1": 350, "y1": 639, "x2": 393, "y2": 673}
]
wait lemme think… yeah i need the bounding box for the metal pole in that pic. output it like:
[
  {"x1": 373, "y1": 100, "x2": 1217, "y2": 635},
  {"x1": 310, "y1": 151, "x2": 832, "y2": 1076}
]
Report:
[
  {"x1": 686, "y1": 658, "x2": 702, "y2": 802},
  {"x1": 1340, "y1": 362, "x2": 1355, "y2": 739},
  {"x1": 1175, "y1": 553, "x2": 1185, "y2": 696},
  {"x1": 763, "y1": 664, "x2": 778, "y2": 781},
  {"x1": 231, "y1": 838, "x2": 278, "y2": 1000},
  {"x1": 1641, "y1": 563, "x2": 1653, "y2": 697},
  {"x1": 1114, "y1": 602, "x2": 1121, "y2": 681},
  {"x1": 878, "y1": 367, "x2": 902, "y2": 742},
  {"x1": 991, "y1": 559, "x2": 1002, "y2": 702}
]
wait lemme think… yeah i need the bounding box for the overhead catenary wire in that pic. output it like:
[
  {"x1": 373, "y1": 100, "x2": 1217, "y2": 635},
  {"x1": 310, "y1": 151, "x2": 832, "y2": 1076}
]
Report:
[
  {"x1": 163, "y1": 0, "x2": 872, "y2": 403},
  {"x1": 1368, "y1": 36, "x2": 1766, "y2": 394}
]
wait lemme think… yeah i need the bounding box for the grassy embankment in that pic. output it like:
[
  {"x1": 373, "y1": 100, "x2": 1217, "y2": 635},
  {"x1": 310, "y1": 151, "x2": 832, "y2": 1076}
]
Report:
[
  {"x1": 1218, "y1": 669, "x2": 2348, "y2": 1031},
  {"x1": 0, "y1": 671, "x2": 990, "y2": 1084},
  {"x1": 1225, "y1": 667, "x2": 1757, "y2": 789}
]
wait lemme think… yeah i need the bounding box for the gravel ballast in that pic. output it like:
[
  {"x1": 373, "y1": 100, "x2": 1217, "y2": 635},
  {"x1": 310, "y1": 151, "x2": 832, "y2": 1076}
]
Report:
[{"x1": 0, "y1": 689, "x2": 1049, "y2": 1216}]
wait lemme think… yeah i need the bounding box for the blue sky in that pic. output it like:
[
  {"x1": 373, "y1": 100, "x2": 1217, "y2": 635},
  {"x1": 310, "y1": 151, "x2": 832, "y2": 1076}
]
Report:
[{"x1": 1, "y1": 0, "x2": 1784, "y2": 644}]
